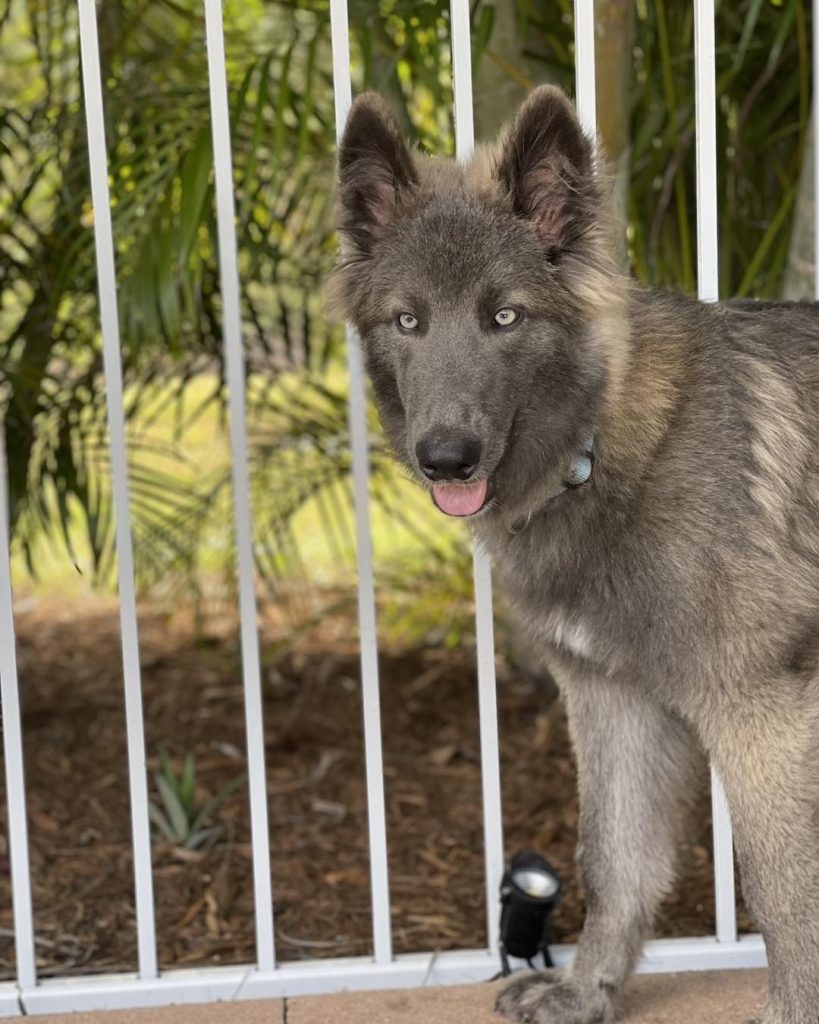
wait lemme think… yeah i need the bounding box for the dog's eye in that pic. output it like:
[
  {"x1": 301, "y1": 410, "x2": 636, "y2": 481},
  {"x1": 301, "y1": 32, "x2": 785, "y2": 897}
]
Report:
[
  {"x1": 397, "y1": 312, "x2": 419, "y2": 331},
  {"x1": 493, "y1": 307, "x2": 519, "y2": 327}
]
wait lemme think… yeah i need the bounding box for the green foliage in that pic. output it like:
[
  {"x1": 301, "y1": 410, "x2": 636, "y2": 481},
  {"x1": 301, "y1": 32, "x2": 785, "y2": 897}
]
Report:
[
  {"x1": 149, "y1": 749, "x2": 244, "y2": 850},
  {"x1": 379, "y1": 550, "x2": 476, "y2": 649},
  {"x1": 1, "y1": 0, "x2": 460, "y2": 594},
  {"x1": 516, "y1": 0, "x2": 809, "y2": 296},
  {"x1": 0, "y1": 0, "x2": 813, "y2": 619}
]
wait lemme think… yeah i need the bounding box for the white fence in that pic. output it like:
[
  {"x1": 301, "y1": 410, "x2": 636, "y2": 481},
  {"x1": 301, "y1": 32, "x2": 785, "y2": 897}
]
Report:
[{"x1": 5, "y1": 0, "x2": 813, "y2": 1014}]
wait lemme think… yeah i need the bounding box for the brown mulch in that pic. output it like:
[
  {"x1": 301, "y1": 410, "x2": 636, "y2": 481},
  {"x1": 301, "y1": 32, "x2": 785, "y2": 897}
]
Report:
[{"x1": 0, "y1": 597, "x2": 752, "y2": 979}]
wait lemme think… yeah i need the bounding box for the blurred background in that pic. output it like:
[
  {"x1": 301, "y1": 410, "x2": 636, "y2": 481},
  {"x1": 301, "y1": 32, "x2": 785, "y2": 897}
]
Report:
[{"x1": 0, "y1": 0, "x2": 811, "y2": 980}]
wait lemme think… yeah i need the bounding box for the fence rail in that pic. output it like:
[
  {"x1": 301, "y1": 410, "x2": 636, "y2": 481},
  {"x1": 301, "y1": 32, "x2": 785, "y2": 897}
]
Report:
[
  {"x1": 2, "y1": 0, "x2": 805, "y2": 1014},
  {"x1": 76, "y1": 0, "x2": 159, "y2": 982},
  {"x1": 691, "y1": 0, "x2": 739, "y2": 948},
  {"x1": 329, "y1": 0, "x2": 393, "y2": 967}
]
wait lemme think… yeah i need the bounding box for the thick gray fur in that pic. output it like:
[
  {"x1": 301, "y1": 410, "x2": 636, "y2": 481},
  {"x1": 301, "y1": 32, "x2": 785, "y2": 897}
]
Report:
[{"x1": 331, "y1": 86, "x2": 819, "y2": 1023}]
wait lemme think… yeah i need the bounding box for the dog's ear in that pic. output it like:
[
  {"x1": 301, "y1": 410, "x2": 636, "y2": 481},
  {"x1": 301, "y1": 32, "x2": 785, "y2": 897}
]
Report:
[
  {"x1": 337, "y1": 93, "x2": 417, "y2": 255},
  {"x1": 496, "y1": 86, "x2": 595, "y2": 257}
]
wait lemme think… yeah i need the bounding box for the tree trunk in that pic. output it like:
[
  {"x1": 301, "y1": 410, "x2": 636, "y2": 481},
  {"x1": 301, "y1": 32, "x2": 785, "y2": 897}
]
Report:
[
  {"x1": 473, "y1": 0, "x2": 634, "y2": 264},
  {"x1": 473, "y1": 1, "x2": 536, "y2": 142},
  {"x1": 594, "y1": 0, "x2": 635, "y2": 267}
]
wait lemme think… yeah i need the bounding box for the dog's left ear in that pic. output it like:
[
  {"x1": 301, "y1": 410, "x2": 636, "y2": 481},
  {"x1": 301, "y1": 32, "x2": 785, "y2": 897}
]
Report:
[
  {"x1": 337, "y1": 93, "x2": 418, "y2": 256},
  {"x1": 496, "y1": 86, "x2": 595, "y2": 256}
]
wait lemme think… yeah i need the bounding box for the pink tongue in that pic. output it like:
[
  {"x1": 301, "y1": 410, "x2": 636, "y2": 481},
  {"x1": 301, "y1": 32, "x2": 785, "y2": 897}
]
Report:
[{"x1": 432, "y1": 479, "x2": 488, "y2": 517}]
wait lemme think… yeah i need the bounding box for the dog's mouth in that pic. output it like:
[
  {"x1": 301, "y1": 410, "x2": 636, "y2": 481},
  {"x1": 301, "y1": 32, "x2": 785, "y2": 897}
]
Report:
[{"x1": 430, "y1": 478, "x2": 493, "y2": 517}]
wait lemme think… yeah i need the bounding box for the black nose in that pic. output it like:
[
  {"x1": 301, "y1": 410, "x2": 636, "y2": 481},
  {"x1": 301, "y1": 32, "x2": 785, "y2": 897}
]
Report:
[{"x1": 416, "y1": 432, "x2": 482, "y2": 481}]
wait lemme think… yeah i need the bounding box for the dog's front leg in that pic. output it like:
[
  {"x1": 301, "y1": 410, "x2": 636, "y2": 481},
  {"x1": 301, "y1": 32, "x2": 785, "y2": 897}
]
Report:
[
  {"x1": 496, "y1": 680, "x2": 702, "y2": 1024},
  {"x1": 705, "y1": 692, "x2": 819, "y2": 1024}
]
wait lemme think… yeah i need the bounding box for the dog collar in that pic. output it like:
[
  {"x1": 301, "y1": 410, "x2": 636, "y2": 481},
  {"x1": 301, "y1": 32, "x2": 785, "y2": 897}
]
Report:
[
  {"x1": 565, "y1": 436, "x2": 595, "y2": 489},
  {"x1": 507, "y1": 435, "x2": 595, "y2": 534}
]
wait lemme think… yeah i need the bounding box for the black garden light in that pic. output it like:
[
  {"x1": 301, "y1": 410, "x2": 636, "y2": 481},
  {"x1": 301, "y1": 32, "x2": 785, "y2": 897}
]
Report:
[{"x1": 498, "y1": 850, "x2": 562, "y2": 976}]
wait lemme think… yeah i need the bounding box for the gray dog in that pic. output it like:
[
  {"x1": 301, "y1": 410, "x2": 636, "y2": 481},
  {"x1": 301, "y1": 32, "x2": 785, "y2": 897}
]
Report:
[{"x1": 331, "y1": 86, "x2": 819, "y2": 1024}]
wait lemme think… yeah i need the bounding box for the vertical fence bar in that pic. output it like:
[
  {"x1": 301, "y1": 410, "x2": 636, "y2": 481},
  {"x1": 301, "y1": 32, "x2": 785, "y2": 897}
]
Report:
[
  {"x1": 471, "y1": 548, "x2": 504, "y2": 956},
  {"x1": 709, "y1": 773, "x2": 737, "y2": 942},
  {"x1": 450, "y1": 0, "x2": 475, "y2": 153},
  {"x1": 0, "y1": 426, "x2": 37, "y2": 991},
  {"x1": 693, "y1": 0, "x2": 738, "y2": 944},
  {"x1": 814, "y1": 0, "x2": 819, "y2": 299},
  {"x1": 329, "y1": 0, "x2": 393, "y2": 965},
  {"x1": 203, "y1": 0, "x2": 275, "y2": 972},
  {"x1": 573, "y1": 0, "x2": 597, "y2": 142},
  {"x1": 76, "y1": 0, "x2": 158, "y2": 979},
  {"x1": 450, "y1": 0, "x2": 505, "y2": 957},
  {"x1": 694, "y1": 0, "x2": 720, "y2": 304}
]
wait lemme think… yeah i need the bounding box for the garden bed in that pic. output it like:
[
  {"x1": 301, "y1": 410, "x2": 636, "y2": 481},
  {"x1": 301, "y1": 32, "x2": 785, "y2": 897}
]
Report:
[{"x1": 0, "y1": 596, "x2": 751, "y2": 978}]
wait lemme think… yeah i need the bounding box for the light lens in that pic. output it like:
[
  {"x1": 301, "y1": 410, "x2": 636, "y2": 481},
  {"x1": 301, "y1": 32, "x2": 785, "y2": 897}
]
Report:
[{"x1": 511, "y1": 866, "x2": 560, "y2": 900}]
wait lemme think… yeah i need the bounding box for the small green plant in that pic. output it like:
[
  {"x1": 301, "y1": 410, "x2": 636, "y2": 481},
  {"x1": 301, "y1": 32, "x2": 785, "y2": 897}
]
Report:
[{"x1": 149, "y1": 750, "x2": 245, "y2": 850}]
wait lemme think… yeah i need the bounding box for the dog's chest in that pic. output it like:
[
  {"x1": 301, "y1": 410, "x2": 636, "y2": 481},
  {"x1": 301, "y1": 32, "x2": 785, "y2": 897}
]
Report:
[
  {"x1": 492, "y1": 550, "x2": 605, "y2": 662},
  {"x1": 536, "y1": 608, "x2": 597, "y2": 661},
  {"x1": 481, "y1": 517, "x2": 621, "y2": 670}
]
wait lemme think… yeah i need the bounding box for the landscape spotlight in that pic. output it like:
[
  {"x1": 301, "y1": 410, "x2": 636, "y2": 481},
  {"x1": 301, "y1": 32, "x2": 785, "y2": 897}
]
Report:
[{"x1": 498, "y1": 850, "x2": 561, "y2": 976}]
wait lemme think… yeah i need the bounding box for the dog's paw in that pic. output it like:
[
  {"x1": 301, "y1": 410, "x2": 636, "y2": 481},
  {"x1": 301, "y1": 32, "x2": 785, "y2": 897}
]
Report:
[
  {"x1": 494, "y1": 971, "x2": 612, "y2": 1024},
  {"x1": 743, "y1": 1007, "x2": 818, "y2": 1024},
  {"x1": 745, "y1": 1007, "x2": 818, "y2": 1024},
  {"x1": 743, "y1": 1004, "x2": 819, "y2": 1024}
]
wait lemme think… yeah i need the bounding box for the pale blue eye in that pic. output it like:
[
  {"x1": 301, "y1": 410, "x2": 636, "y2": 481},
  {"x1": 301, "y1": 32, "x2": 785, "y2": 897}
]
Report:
[
  {"x1": 398, "y1": 312, "x2": 419, "y2": 331},
  {"x1": 494, "y1": 307, "x2": 519, "y2": 327}
]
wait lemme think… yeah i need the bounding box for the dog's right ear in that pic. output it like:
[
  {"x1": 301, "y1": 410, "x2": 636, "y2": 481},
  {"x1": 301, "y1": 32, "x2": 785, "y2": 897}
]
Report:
[{"x1": 337, "y1": 93, "x2": 417, "y2": 256}]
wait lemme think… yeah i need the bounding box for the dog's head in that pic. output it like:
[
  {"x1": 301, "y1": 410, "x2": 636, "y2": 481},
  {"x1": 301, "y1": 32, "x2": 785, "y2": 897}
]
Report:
[{"x1": 330, "y1": 86, "x2": 627, "y2": 526}]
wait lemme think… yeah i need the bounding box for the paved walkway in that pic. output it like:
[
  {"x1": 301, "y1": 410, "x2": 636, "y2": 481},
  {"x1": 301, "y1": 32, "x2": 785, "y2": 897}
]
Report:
[{"x1": 31, "y1": 969, "x2": 767, "y2": 1023}]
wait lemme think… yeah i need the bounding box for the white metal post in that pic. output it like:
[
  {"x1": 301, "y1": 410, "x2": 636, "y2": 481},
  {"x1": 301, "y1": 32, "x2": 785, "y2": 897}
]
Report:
[
  {"x1": 329, "y1": 0, "x2": 393, "y2": 965},
  {"x1": 0, "y1": 424, "x2": 37, "y2": 992},
  {"x1": 450, "y1": 0, "x2": 475, "y2": 155},
  {"x1": 709, "y1": 771, "x2": 737, "y2": 942},
  {"x1": 694, "y1": 0, "x2": 720, "y2": 304},
  {"x1": 450, "y1": 0, "x2": 506, "y2": 957},
  {"x1": 203, "y1": 0, "x2": 276, "y2": 972},
  {"x1": 693, "y1": 0, "x2": 738, "y2": 944},
  {"x1": 76, "y1": 0, "x2": 158, "y2": 980},
  {"x1": 574, "y1": 0, "x2": 597, "y2": 142}
]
